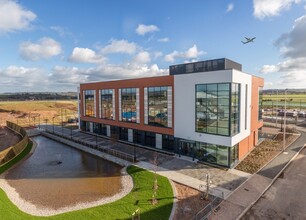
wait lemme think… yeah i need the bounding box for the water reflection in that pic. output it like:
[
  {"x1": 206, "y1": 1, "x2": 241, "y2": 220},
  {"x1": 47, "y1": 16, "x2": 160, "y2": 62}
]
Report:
[{"x1": 5, "y1": 136, "x2": 123, "y2": 209}]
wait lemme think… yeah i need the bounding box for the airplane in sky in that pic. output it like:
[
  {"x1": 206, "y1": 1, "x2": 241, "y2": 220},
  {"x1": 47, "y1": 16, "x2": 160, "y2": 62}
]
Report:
[{"x1": 241, "y1": 37, "x2": 256, "y2": 44}]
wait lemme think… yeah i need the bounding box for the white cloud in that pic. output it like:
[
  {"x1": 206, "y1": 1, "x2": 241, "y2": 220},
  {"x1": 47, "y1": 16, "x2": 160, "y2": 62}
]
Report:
[
  {"x1": 253, "y1": 0, "x2": 301, "y2": 19},
  {"x1": 227, "y1": 3, "x2": 234, "y2": 12},
  {"x1": 275, "y1": 15, "x2": 306, "y2": 58},
  {"x1": 133, "y1": 51, "x2": 151, "y2": 63},
  {"x1": 158, "y1": 37, "x2": 170, "y2": 42},
  {"x1": 259, "y1": 14, "x2": 306, "y2": 88},
  {"x1": 0, "y1": 60, "x2": 169, "y2": 92},
  {"x1": 136, "y1": 24, "x2": 159, "y2": 35},
  {"x1": 0, "y1": 0, "x2": 36, "y2": 34},
  {"x1": 0, "y1": 66, "x2": 47, "y2": 92},
  {"x1": 154, "y1": 51, "x2": 163, "y2": 59},
  {"x1": 164, "y1": 45, "x2": 205, "y2": 62},
  {"x1": 20, "y1": 37, "x2": 62, "y2": 61},
  {"x1": 49, "y1": 66, "x2": 89, "y2": 86},
  {"x1": 50, "y1": 26, "x2": 72, "y2": 37},
  {"x1": 101, "y1": 39, "x2": 137, "y2": 54},
  {"x1": 259, "y1": 64, "x2": 280, "y2": 73},
  {"x1": 69, "y1": 47, "x2": 106, "y2": 64}
]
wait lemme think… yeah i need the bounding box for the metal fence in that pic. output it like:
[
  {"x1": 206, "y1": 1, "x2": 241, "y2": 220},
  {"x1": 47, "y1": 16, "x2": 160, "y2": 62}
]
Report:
[
  {"x1": 193, "y1": 188, "x2": 224, "y2": 220},
  {"x1": 14, "y1": 112, "x2": 78, "y2": 128},
  {"x1": 41, "y1": 128, "x2": 135, "y2": 163}
]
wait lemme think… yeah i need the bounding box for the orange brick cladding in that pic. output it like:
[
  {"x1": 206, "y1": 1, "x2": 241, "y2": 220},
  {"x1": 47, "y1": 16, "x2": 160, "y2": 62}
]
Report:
[
  {"x1": 80, "y1": 75, "x2": 174, "y2": 136},
  {"x1": 238, "y1": 76, "x2": 264, "y2": 160}
]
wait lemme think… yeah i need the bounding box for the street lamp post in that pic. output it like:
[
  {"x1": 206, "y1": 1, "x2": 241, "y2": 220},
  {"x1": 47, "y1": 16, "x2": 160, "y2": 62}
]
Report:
[
  {"x1": 45, "y1": 119, "x2": 48, "y2": 131},
  {"x1": 275, "y1": 89, "x2": 278, "y2": 128},
  {"x1": 95, "y1": 132, "x2": 98, "y2": 149},
  {"x1": 70, "y1": 121, "x2": 72, "y2": 139},
  {"x1": 52, "y1": 117, "x2": 55, "y2": 134},
  {"x1": 133, "y1": 145, "x2": 136, "y2": 163},
  {"x1": 283, "y1": 89, "x2": 288, "y2": 154}
]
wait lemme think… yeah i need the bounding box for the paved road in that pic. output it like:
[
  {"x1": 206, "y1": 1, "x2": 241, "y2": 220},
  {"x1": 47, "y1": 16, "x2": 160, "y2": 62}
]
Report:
[
  {"x1": 242, "y1": 147, "x2": 306, "y2": 220},
  {"x1": 214, "y1": 131, "x2": 306, "y2": 220}
]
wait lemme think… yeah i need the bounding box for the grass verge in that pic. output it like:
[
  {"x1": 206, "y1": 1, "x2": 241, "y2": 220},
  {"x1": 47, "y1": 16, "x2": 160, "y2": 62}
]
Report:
[{"x1": 0, "y1": 166, "x2": 173, "y2": 220}]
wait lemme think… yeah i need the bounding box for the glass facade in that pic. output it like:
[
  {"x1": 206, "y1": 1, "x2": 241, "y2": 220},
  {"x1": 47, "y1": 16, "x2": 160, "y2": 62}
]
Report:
[
  {"x1": 162, "y1": 135, "x2": 174, "y2": 151},
  {"x1": 145, "y1": 132, "x2": 156, "y2": 147},
  {"x1": 196, "y1": 83, "x2": 240, "y2": 136},
  {"x1": 258, "y1": 87, "x2": 263, "y2": 120},
  {"x1": 100, "y1": 89, "x2": 114, "y2": 120},
  {"x1": 121, "y1": 88, "x2": 137, "y2": 123},
  {"x1": 148, "y1": 86, "x2": 169, "y2": 127},
  {"x1": 193, "y1": 141, "x2": 238, "y2": 167},
  {"x1": 84, "y1": 90, "x2": 95, "y2": 117}
]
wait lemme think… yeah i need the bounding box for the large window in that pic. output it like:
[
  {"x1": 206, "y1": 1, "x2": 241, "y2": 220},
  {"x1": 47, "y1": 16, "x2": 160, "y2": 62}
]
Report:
[
  {"x1": 145, "y1": 132, "x2": 155, "y2": 147},
  {"x1": 100, "y1": 89, "x2": 114, "y2": 120},
  {"x1": 121, "y1": 88, "x2": 137, "y2": 123},
  {"x1": 196, "y1": 83, "x2": 240, "y2": 136},
  {"x1": 148, "y1": 86, "x2": 169, "y2": 127},
  {"x1": 196, "y1": 142, "x2": 238, "y2": 167},
  {"x1": 258, "y1": 87, "x2": 263, "y2": 120},
  {"x1": 84, "y1": 90, "x2": 95, "y2": 117},
  {"x1": 231, "y1": 83, "x2": 240, "y2": 134}
]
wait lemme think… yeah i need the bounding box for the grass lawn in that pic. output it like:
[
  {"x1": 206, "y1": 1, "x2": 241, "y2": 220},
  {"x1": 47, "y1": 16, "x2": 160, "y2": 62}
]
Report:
[{"x1": 0, "y1": 166, "x2": 174, "y2": 220}]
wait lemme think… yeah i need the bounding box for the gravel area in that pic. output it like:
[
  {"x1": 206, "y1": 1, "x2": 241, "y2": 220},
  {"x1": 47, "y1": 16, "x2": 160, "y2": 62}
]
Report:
[
  {"x1": 0, "y1": 166, "x2": 133, "y2": 216},
  {"x1": 172, "y1": 182, "x2": 214, "y2": 220}
]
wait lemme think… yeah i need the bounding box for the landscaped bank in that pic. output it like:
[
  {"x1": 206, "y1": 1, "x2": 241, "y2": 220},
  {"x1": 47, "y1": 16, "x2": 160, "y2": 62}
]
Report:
[{"x1": 0, "y1": 166, "x2": 174, "y2": 220}]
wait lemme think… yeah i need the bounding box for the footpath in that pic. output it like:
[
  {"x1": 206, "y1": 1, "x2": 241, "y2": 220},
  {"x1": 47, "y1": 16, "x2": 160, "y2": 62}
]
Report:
[{"x1": 213, "y1": 130, "x2": 306, "y2": 220}]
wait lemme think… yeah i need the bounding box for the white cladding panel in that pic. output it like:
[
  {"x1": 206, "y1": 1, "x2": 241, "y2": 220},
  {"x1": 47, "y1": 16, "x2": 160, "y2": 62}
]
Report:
[
  {"x1": 174, "y1": 70, "x2": 252, "y2": 147},
  {"x1": 112, "y1": 89, "x2": 116, "y2": 120},
  {"x1": 144, "y1": 87, "x2": 148, "y2": 124},
  {"x1": 156, "y1": 134, "x2": 162, "y2": 149},
  {"x1": 107, "y1": 125, "x2": 111, "y2": 137},
  {"x1": 128, "y1": 129, "x2": 133, "y2": 142}
]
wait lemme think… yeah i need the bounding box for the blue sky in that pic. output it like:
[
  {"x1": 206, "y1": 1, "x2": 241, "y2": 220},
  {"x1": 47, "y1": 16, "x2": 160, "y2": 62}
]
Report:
[{"x1": 0, "y1": 0, "x2": 306, "y2": 92}]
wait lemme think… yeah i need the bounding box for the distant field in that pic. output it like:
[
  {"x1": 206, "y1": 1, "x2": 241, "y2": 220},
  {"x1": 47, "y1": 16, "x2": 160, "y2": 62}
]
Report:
[
  {"x1": 263, "y1": 94, "x2": 306, "y2": 100},
  {"x1": 263, "y1": 94, "x2": 306, "y2": 110},
  {"x1": 0, "y1": 100, "x2": 78, "y2": 126}
]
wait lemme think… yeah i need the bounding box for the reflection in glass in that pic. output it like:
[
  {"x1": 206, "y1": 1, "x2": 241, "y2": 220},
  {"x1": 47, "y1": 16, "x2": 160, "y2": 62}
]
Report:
[
  {"x1": 196, "y1": 83, "x2": 240, "y2": 136},
  {"x1": 121, "y1": 88, "x2": 137, "y2": 123},
  {"x1": 258, "y1": 87, "x2": 263, "y2": 120},
  {"x1": 148, "y1": 86, "x2": 169, "y2": 127},
  {"x1": 100, "y1": 89, "x2": 113, "y2": 120},
  {"x1": 84, "y1": 90, "x2": 95, "y2": 117}
]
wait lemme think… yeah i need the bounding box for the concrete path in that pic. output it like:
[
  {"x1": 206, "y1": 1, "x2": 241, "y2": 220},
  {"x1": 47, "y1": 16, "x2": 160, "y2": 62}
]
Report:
[
  {"x1": 213, "y1": 131, "x2": 306, "y2": 220},
  {"x1": 137, "y1": 161, "x2": 231, "y2": 199},
  {"x1": 242, "y1": 148, "x2": 306, "y2": 219}
]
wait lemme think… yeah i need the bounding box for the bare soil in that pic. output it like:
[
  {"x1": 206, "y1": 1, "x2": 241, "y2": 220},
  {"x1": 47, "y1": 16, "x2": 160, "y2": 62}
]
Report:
[
  {"x1": 0, "y1": 101, "x2": 77, "y2": 126},
  {"x1": 236, "y1": 133, "x2": 299, "y2": 174},
  {"x1": 173, "y1": 182, "x2": 212, "y2": 220}
]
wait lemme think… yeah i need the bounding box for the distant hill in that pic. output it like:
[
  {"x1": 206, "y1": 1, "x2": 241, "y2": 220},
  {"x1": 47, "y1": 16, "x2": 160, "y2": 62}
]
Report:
[{"x1": 0, "y1": 92, "x2": 77, "y2": 101}]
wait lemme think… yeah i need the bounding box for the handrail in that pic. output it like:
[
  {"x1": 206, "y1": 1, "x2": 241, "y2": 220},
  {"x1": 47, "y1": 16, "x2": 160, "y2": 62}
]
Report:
[{"x1": 42, "y1": 129, "x2": 135, "y2": 163}]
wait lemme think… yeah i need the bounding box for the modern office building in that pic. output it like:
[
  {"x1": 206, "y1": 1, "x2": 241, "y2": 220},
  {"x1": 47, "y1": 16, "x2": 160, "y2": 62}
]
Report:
[{"x1": 78, "y1": 58, "x2": 264, "y2": 168}]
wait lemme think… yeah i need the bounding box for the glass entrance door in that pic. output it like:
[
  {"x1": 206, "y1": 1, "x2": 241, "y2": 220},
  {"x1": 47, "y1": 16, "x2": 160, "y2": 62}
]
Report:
[{"x1": 179, "y1": 140, "x2": 195, "y2": 157}]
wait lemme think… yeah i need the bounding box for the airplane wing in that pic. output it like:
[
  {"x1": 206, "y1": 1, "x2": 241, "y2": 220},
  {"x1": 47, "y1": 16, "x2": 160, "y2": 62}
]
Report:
[{"x1": 245, "y1": 37, "x2": 250, "y2": 40}]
